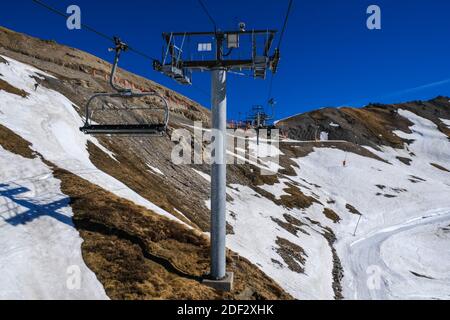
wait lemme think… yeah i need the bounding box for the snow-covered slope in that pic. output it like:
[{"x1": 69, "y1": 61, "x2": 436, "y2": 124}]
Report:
[
  {"x1": 0, "y1": 55, "x2": 184, "y2": 299},
  {"x1": 265, "y1": 104, "x2": 450, "y2": 299},
  {"x1": 0, "y1": 146, "x2": 107, "y2": 299},
  {"x1": 194, "y1": 103, "x2": 450, "y2": 299}
]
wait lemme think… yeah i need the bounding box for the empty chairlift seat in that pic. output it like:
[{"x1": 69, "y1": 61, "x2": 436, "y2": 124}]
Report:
[{"x1": 80, "y1": 38, "x2": 169, "y2": 136}]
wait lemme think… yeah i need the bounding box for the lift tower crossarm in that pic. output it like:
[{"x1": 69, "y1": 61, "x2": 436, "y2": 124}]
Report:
[
  {"x1": 181, "y1": 59, "x2": 254, "y2": 70},
  {"x1": 156, "y1": 29, "x2": 278, "y2": 82},
  {"x1": 162, "y1": 30, "x2": 277, "y2": 37}
]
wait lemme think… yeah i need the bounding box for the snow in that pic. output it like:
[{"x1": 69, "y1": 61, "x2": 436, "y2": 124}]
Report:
[
  {"x1": 247, "y1": 137, "x2": 284, "y2": 158},
  {"x1": 258, "y1": 179, "x2": 290, "y2": 200},
  {"x1": 348, "y1": 209, "x2": 450, "y2": 299},
  {"x1": 288, "y1": 109, "x2": 450, "y2": 299},
  {"x1": 193, "y1": 169, "x2": 210, "y2": 182},
  {"x1": 0, "y1": 146, "x2": 107, "y2": 299},
  {"x1": 147, "y1": 164, "x2": 164, "y2": 176},
  {"x1": 226, "y1": 184, "x2": 334, "y2": 300},
  {"x1": 380, "y1": 212, "x2": 450, "y2": 299},
  {"x1": 0, "y1": 55, "x2": 187, "y2": 299},
  {"x1": 274, "y1": 112, "x2": 305, "y2": 125},
  {"x1": 440, "y1": 118, "x2": 450, "y2": 128},
  {"x1": 319, "y1": 132, "x2": 329, "y2": 141}
]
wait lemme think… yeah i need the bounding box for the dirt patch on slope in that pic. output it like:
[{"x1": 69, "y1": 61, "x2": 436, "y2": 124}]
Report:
[
  {"x1": 340, "y1": 107, "x2": 412, "y2": 148},
  {"x1": 272, "y1": 214, "x2": 310, "y2": 237},
  {"x1": 322, "y1": 227, "x2": 343, "y2": 300},
  {"x1": 0, "y1": 78, "x2": 28, "y2": 97},
  {"x1": 275, "y1": 237, "x2": 307, "y2": 274},
  {"x1": 430, "y1": 163, "x2": 450, "y2": 173},
  {"x1": 323, "y1": 208, "x2": 341, "y2": 223},
  {"x1": 345, "y1": 204, "x2": 361, "y2": 215},
  {"x1": 0, "y1": 124, "x2": 35, "y2": 158}
]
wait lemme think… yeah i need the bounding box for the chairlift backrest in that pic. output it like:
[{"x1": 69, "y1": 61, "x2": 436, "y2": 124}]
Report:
[{"x1": 80, "y1": 38, "x2": 170, "y2": 136}]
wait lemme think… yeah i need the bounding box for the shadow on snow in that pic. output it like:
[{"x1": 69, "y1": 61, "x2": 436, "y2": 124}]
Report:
[{"x1": 0, "y1": 183, "x2": 72, "y2": 227}]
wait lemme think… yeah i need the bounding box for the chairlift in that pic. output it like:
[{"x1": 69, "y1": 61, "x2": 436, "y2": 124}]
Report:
[
  {"x1": 80, "y1": 37, "x2": 169, "y2": 136},
  {"x1": 244, "y1": 104, "x2": 278, "y2": 144},
  {"x1": 154, "y1": 28, "x2": 277, "y2": 82}
]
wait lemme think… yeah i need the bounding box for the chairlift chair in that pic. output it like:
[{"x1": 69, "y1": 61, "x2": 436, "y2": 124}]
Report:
[{"x1": 80, "y1": 37, "x2": 169, "y2": 136}]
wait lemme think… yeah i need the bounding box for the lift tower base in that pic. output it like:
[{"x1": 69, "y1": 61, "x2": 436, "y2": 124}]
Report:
[{"x1": 202, "y1": 272, "x2": 234, "y2": 292}]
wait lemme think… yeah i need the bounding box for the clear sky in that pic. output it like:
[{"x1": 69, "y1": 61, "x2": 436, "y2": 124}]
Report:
[{"x1": 2, "y1": 0, "x2": 450, "y2": 121}]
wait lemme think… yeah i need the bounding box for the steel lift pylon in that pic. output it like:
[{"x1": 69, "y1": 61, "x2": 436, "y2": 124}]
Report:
[{"x1": 154, "y1": 27, "x2": 280, "y2": 291}]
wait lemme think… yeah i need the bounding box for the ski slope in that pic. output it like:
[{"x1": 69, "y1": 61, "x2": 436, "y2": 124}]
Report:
[
  {"x1": 346, "y1": 209, "x2": 450, "y2": 300},
  {"x1": 289, "y1": 109, "x2": 450, "y2": 299},
  {"x1": 188, "y1": 92, "x2": 450, "y2": 299}
]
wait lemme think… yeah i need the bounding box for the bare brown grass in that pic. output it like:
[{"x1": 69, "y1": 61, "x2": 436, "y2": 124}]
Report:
[
  {"x1": 0, "y1": 124, "x2": 34, "y2": 158},
  {"x1": 323, "y1": 208, "x2": 341, "y2": 223},
  {"x1": 341, "y1": 107, "x2": 411, "y2": 148},
  {"x1": 430, "y1": 163, "x2": 450, "y2": 173},
  {"x1": 275, "y1": 237, "x2": 307, "y2": 274},
  {"x1": 52, "y1": 167, "x2": 292, "y2": 300},
  {"x1": 0, "y1": 78, "x2": 28, "y2": 97}
]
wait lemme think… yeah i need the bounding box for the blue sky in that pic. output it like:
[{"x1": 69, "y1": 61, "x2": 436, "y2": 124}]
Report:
[{"x1": 2, "y1": 0, "x2": 450, "y2": 121}]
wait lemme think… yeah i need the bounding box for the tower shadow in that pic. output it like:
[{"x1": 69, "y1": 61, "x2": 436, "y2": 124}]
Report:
[{"x1": 0, "y1": 183, "x2": 73, "y2": 227}]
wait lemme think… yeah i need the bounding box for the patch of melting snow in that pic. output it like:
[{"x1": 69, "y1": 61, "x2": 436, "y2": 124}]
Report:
[
  {"x1": 174, "y1": 208, "x2": 190, "y2": 222},
  {"x1": 193, "y1": 168, "x2": 210, "y2": 182},
  {"x1": 320, "y1": 132, "x2": 329, "y2": 141},
  {"x1": 440, "y1": 118, "x2": 450, "y2": 128},
  {"x1": 147, "y1": 164, "x2": 164, "y2": 176},
  {"x1": 259, "y1": 179, "x2": 290, "y2": 200}
]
